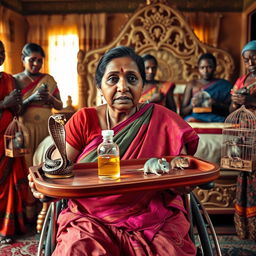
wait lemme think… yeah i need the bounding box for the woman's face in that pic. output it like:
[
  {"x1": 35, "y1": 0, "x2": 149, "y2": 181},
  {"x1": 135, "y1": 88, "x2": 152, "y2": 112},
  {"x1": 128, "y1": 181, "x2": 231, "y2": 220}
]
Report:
[
  {"x1": 198, "y1": 58, "x2": 215, "y2": 81},
  {"x1": 243, "y1": 50, "x2": 256, "y2": 74},
  {"x1": 0, "y1": 43, "x2": 5, "y2": 67},
  {"x1": 100, "y1": 56, "x2": 143, "y2": 112},
  {"x1": 23, "y1": 52, "x2": 44, "y2": 74},
  {"x1": 144, "y1": 59, "x2": 157, "y2": 82}
]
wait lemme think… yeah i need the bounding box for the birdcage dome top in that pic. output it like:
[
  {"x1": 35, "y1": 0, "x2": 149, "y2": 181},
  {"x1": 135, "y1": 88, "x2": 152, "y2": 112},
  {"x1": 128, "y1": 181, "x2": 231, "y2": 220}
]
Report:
[
  {"x1": 4, "y1": 117, "x2": 29, "y2": 136},
  {"x1": 224, "y1": 105, "x2": 256, "y2": 129}
]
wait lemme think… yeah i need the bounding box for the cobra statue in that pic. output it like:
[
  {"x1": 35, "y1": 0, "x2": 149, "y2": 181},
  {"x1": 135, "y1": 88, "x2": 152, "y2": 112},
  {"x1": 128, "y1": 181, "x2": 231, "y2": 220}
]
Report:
[{"x1": 42, "y1": 114, "x2": 74, "y2": 178}]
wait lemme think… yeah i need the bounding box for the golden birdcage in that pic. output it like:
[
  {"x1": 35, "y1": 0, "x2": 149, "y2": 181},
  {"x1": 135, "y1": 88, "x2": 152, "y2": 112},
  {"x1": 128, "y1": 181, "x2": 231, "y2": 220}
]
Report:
[
  {"x1": 221, "y1": 105, "x2": 256, "y2": 172},
  {"x1": 4, "y1": 117, "x2": 30, "y2": 157}
]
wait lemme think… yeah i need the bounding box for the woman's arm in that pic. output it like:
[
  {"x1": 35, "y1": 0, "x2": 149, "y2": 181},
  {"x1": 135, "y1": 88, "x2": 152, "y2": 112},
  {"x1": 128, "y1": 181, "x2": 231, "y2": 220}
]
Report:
[
  {"x1": 48, "y1": 91, "x2": 63, "y2": 110},
  {"x1": 22, "y1": 86, "x2": 63, "y2": 110},
  {"x1": 229, "y1": 92, "x2": 256, "y2": 113},
  {"x1": 165, "y1": 86, "x2": 177, "y2": 112},
  {"x1": 180, "y1": 83, "x2": 193, "y2": 117},
  {"x1": 0, "y1": 89, "x2": 22, "y2": 111}
]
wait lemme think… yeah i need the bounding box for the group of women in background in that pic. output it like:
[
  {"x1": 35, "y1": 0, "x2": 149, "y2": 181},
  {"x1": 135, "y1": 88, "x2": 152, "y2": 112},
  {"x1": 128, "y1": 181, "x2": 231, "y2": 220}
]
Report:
[{"x1": 0, "y1": 38, "x2": 256, "y2": 254}]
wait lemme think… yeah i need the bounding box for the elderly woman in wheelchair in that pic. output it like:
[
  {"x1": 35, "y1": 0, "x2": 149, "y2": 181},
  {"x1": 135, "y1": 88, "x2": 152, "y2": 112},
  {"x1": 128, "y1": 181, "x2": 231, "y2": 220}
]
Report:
[{"x1": 28, "y1": 46, "x2": 221, "y2": 256}]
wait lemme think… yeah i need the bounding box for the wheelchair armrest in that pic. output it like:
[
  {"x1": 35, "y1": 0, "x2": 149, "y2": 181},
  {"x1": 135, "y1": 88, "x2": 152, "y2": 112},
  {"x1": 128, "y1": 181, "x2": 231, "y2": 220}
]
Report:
[{"x1": 198, "y1": 182, "x2": 215, "y2": 190}]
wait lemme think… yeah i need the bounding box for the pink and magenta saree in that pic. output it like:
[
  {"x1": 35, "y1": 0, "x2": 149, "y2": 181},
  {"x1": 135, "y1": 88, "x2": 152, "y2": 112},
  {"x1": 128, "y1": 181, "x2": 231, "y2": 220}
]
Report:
[{"x1": 53, "y1": 103, "x2": 199, "y2": 256}]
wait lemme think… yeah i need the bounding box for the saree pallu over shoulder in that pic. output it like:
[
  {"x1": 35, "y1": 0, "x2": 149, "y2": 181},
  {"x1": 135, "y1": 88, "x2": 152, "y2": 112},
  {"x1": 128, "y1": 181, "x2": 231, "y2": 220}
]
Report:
[
  {"x1": 232, "y1": 75, "x2": 247, "y2": 93},
  {"x1": 160, "y1": 81, "x2": 175, "y2": 94},
  {"x1": 194, "y1": 79, "x2": 232, "y2": 102},
  {"x1": 205, "y1": 79, "x2": 233, "y2": 101},
  {"x1": 78, "y1": 103, "x2": 153, "y2": 162},
  {"x1": 21, "y1": 73, "x2": 59, "y2": 99},
  {"x1": 139, "y1": 82, "x2": 175, "y2": 105},
  {"x1": 78, "y1": 103, "x2": 198, "y2": 163}
]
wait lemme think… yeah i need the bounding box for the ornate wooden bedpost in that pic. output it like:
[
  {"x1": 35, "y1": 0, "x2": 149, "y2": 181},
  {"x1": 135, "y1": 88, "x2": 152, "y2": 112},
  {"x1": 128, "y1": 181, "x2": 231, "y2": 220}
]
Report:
[{"x1": 77, "y1": 49, "x2": 88, "y2": 108}]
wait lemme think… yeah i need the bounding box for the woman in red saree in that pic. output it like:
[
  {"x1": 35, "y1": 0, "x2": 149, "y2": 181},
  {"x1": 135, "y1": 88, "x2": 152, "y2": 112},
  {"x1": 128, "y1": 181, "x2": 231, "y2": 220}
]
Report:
[
  {"x1": 0, "y1": 41, "x2": 28, "y2": 244},
  {"x1": 230, "y1": 40, "x2": 256, "y2": 240},
  {"x1": 14, "y1": 43, "x2": 63, "y2": 221},
  {"x1": 139, "y1": 54, "x2": 177, "y2": 112},
  {"x1": 29, "y1": 46, "x2": 199, "y2": 255}
]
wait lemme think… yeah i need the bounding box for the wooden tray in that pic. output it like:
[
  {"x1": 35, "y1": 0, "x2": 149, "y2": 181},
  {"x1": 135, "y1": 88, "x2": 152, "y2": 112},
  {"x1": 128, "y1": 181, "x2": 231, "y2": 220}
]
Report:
[{"x1": 29, "y1": 156, "x2": 220, "y2": 198}]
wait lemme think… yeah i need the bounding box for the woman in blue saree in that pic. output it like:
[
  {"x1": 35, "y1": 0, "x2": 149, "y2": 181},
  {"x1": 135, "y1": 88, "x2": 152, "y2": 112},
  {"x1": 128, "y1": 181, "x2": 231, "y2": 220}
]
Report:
[{"x1": 180, "y1": 53, "x2": 233, "y2": 122}]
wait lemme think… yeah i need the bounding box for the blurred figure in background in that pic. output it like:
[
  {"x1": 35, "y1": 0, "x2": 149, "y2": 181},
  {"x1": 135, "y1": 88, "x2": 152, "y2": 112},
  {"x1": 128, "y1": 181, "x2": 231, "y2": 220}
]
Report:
[
  {"x1": 231, "y1": 40, "x2": 256, "y2": 241},
  {"x1": 139, "y1": 54, "x2": 177, "y2": 112},
  {"x1": 230, "y1": 40, "x2": 256, "y2": 114},
  {"x1": 0, "y1": 40, "x2": 28, "y2": 244},
  {"x1": 180, "y1": 53, "x2": 233, "y2": 122},
  {"x1": 13, "y1": 43, "x2": 63, "y2": 222}
]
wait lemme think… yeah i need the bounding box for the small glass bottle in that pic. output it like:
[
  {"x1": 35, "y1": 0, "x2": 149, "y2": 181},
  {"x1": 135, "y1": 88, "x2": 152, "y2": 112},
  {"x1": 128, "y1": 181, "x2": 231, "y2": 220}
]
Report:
[{"x1": 97, "y1": 130, "x2": 120, "y2": 180}]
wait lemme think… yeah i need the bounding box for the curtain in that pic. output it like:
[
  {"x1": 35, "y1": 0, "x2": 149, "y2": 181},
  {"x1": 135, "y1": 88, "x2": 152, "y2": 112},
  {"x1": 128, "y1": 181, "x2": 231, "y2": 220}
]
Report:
[
  {"x1": 26, "y1": 13, "x2": 106, "y2": 71},
  {"x1": 183, "y1": 12, "x2": 223, "y2": 47},
  {"x1": 78, "y1": 14, "x2": 106, "y2": 51},
  {"x1": 0, "y1": 6, "x2": 11, "y2": 72}
]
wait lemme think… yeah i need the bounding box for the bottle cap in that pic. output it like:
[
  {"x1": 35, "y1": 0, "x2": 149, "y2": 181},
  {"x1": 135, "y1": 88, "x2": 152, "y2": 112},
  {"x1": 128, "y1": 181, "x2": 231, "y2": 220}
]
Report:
[{"x1": 102, "y1": 130, "x2": 114, "y2": 137}]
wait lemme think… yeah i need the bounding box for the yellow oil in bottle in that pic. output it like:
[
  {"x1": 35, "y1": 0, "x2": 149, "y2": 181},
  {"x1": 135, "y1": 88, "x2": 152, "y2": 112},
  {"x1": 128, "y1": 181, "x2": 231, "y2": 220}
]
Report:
[{"x1": 98, "y1": 155, "x2": 120, "y2": 180}]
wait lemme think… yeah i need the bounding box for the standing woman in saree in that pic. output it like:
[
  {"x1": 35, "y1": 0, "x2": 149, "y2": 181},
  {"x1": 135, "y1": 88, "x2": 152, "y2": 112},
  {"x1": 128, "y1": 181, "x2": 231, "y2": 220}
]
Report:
[
  {"x1": 13, "y1": 43, "x2": 63, "y2": 221},
  {"x1": 230, "y1": 40, "x2": 256, "y2": 240},
  {"x1": 13, "y1": 43, "x2": 63, "y2": 168},
  {"x1": 29, "y1": 46, "x2": 199, "y2": 256},
  {"x1": 0, "y1": 40, "x2": 28, "y2": 244},
  {"x1": 139, "y1": 54, "x2": 177, "y2": 112}
]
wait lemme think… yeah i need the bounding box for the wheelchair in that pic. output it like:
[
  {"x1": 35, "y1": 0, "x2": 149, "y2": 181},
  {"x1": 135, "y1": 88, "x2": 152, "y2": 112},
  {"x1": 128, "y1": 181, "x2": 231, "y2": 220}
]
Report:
[{"x1": 37, "y1": 187, "x2": 222, "y2": 256}]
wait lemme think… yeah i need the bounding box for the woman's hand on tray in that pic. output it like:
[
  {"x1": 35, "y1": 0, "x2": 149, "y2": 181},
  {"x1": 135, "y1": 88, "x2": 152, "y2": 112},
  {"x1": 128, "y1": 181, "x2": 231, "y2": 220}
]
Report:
[{"x1": 28, "y1": 173, "x2": 45, "y2": 200}]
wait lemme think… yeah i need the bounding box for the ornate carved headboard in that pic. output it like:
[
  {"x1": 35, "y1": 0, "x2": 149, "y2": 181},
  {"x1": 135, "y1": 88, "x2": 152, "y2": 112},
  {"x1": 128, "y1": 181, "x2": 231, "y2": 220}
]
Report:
[{"x1": 77, "y1": 0, "x2": 234, "y2": 108}]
